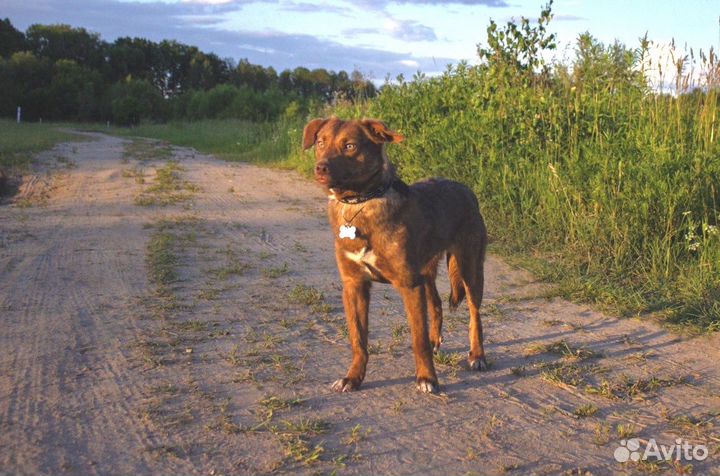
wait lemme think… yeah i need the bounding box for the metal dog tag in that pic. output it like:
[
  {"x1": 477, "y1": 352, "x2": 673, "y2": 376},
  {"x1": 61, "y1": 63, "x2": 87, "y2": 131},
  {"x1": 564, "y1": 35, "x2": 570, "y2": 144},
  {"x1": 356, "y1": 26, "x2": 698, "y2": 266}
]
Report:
[{"x1": 339, "y1": 224, "x2": 357, "y2": 240}]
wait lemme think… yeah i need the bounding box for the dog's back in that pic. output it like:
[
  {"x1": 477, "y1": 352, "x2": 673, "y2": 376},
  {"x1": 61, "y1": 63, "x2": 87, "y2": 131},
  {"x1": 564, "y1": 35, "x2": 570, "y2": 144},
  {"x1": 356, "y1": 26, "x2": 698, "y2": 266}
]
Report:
[{"x1": 403, "y1": 178, "x2": 486, "y2": 261}]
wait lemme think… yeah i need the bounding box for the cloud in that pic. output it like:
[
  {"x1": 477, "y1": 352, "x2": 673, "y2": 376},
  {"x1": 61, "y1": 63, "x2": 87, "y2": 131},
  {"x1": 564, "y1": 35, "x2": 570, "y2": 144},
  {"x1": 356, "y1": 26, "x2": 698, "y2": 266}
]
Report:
[
  {"x1": 359, "y1": 0, "x2": 508, "y2": 8},
  {"x1": 342, "y1": 27, "x2": 382, "y2": 38},
  {"x1": 553, "y1": 14, "x2": 586, "y2": 22},
  {"x1": 177, "y1": 14, "x2": 227, "y2": 25},
  {"x1": 394, "y1": 0, "x2": 507, "y2": 4},
  {"x1": 399, "y1": 59, "x2": 420, "y2": 68},
  {"x1": 384, "y1": 18, "x2": 437, "y2": 41},
  {"x1": 181, "y1": 0, "x2": 239, "y2": 4},
  {"x1": 3, "y1": 0, "x2": 455, "y2": 78},
  {"x1": 279, "y1": 1, "x2": 350, "y2": 15}
]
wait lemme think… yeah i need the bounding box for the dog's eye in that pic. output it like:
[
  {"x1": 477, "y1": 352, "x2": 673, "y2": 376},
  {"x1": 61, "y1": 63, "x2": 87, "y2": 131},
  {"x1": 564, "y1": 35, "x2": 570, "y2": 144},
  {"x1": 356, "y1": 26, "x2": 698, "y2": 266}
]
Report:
[{"x1": 344, "y1": 143, "x2": 356, "y2": 151}]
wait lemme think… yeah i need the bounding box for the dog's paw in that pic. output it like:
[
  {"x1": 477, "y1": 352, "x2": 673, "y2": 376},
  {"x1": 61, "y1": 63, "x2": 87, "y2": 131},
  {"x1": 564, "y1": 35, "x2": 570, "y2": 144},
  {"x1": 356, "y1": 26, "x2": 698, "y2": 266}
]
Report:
[
  {"x1": 431, "y1": 335, "x2": 443, "y2": 354},
  {"x1": 468, "y1": 354, "x2": 488, "y2": 371},
  {"x1": 416, "y1": 377, "x2": 439, "y2": 394},
  {"x1": 331, "y1": 377, "x2": 361, "y2": 393}
]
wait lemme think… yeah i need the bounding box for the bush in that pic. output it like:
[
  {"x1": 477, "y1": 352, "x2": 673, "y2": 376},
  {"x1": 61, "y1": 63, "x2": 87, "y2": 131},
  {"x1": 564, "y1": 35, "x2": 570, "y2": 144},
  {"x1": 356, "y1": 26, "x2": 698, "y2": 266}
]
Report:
[{"x1": 365, "y1": 4, "x2": 720, "y2": 330}]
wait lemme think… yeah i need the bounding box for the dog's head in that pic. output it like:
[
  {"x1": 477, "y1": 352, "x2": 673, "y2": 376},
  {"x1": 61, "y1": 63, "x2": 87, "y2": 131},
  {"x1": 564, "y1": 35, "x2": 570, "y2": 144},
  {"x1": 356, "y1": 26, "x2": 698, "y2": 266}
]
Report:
[{"x1": 303, "y1": 117, "x2": 404, "y2": 194}]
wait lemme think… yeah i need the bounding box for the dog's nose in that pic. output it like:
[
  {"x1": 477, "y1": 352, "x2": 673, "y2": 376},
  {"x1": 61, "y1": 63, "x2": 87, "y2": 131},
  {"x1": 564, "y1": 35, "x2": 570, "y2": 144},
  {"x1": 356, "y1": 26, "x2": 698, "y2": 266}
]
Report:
[{"x1": 315, "y1": 161, "x2": 329, "y2": 175}]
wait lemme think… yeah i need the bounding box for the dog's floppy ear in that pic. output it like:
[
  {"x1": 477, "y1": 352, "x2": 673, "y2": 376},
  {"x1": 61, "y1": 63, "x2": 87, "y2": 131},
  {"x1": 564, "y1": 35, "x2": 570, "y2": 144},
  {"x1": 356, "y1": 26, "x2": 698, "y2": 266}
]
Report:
[
  {"x1": 303, "y1": 118, "x2": 328, "y2": 150},
  {"x1": 361, "y1": 119, "x2": 405, "y2": 144}
]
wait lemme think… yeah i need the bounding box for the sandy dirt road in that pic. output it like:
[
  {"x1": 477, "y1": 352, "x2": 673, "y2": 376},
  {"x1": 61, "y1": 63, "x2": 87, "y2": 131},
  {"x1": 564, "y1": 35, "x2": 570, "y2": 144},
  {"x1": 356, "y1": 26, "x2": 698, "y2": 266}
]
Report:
[{"x1": 0, "y1": 132, "x2": 718, "y2": 475}]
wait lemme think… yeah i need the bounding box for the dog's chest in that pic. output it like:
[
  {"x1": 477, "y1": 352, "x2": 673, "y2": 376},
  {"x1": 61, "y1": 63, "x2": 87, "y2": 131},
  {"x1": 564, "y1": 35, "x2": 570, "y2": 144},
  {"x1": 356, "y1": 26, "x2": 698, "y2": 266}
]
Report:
[
  {"x1": 344, "y1": 244, "x2": 378, "y2": 267},
  {"x1": 342, "y1": 242, "x2": 389, "y2": 283},
  {"x1": 329, "y1": 200, "x2": 401, "y2": 283}
]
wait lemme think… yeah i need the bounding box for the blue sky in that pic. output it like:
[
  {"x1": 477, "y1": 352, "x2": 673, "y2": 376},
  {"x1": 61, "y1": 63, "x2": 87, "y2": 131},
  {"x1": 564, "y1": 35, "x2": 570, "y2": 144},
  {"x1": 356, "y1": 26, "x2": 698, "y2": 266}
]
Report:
[{"x1": 4, "y1": 0, "x2": 719, "y2": 80}]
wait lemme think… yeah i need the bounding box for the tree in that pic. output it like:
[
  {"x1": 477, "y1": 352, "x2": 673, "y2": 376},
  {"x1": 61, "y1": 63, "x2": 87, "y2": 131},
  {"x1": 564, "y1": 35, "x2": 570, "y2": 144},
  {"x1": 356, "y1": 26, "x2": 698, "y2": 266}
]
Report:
[
  {"x1": 110, "y1": 77, "x2": 165, "y2": 125},
  {"x1": 0, "y1": 20, "x2": 374, "y2": 121},
  {"x1": 0, "y1": 51, "x2": 53, "y2": 120},
  {"x1": 477, "y1": 0, "x2": 556, "y2": 78},
  {"x1": 232, "y1": 59, "x2": 277, "y2": 91},
  {"x1": 48, "y1": 59, "x2": 103, "y2": 120},
  {"x1": 25, "y1": 24, "x2": 106, "y2": 70},
  {"x1": 187, "y1": 51, "x2": 228, "y2": 91},
  {"x1": 106, "y1": 37, "x2": 157, "y2": 84},
  {"x1": 0, "y1": 18, "x2": 26, "y2": 58}
]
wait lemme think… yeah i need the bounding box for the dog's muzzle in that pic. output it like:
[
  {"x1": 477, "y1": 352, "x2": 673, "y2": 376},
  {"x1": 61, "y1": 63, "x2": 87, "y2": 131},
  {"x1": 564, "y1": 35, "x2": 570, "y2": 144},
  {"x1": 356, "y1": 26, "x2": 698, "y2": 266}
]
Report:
[{"x1": 315, "y1": 161, "x2": 331, "y2": 185}]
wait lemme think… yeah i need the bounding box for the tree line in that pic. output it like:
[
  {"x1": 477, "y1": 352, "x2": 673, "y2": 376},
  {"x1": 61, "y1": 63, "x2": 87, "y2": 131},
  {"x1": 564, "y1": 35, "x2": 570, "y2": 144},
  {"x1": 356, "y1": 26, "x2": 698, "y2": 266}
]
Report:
[{"x1": 0, "y1": 18, "x2": 377, "y2": 125}]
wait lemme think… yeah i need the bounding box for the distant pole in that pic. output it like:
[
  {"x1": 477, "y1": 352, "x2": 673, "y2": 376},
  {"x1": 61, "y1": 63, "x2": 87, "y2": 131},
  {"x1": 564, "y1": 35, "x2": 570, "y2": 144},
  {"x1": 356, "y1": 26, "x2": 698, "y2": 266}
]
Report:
[{"x1": 16, "y1": 106, "x2": 21, "y2": 124}]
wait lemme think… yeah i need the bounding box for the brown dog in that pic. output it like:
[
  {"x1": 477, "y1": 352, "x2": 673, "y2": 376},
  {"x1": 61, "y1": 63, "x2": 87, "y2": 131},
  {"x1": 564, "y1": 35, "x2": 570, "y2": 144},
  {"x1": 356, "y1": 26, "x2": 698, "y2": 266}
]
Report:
[{"x1": 303, "y1": 117, "x2": 488, "y2": 394}]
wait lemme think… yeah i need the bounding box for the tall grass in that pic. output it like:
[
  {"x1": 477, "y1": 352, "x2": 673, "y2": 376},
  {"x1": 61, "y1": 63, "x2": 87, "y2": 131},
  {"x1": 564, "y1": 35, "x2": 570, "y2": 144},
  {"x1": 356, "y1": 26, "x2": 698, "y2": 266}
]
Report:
[
  {"x1": 115, "y1": 118, "x2": 311, "y2": 174},
  {"x1": 357, "y1": 7, "x2": 720, "y2": 330}
]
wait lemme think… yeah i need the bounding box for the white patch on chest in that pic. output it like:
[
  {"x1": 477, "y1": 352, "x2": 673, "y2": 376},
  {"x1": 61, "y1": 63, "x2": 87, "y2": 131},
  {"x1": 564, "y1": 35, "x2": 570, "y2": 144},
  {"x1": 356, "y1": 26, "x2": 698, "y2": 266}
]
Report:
[{"x1": 344, "y1": 247, "x2": 378, "y2": 269}]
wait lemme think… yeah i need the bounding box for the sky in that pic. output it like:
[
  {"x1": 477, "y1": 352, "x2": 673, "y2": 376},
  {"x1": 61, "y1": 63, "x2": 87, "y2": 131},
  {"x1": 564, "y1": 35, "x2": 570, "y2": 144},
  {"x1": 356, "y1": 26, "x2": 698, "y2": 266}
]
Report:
[{"x1": 3, "y1": 0, "x2": 719, "y2": 81}]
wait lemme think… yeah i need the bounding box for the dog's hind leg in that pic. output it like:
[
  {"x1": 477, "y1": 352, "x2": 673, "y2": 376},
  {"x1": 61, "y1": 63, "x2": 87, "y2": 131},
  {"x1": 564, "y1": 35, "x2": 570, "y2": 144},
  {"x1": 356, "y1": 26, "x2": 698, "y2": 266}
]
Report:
[
  {"x1": 423, "y1": 256, "x2": 443, "y2": 353},
  {"x1": 459, "y1": 242, "x2": 488, "y2": 371},
  {"x1": 399, "y1": 283, "x2": 439, "y2": 393}
]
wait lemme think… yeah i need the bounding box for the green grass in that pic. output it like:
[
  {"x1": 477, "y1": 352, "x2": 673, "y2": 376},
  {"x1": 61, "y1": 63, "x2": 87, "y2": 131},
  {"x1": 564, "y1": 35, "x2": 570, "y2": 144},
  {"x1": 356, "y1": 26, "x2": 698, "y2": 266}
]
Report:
[
  {"x1": 288, "y1": 284, "x2": 325, "y2": 306},
  {"x1": 262, "y1": 263, "x2": 289, "y2": 279},
  {"x1": 146, "y1": 231, "x2": 178, "y2": 287},
  {"x1": 134, "y1": 160, "x2": 198, "y2": 207},
  {"x1": 112, "y1": 118, "x2": 312, "y2": 175},
  {"x1": 0, "y1": 119, "x2": 84, "y2": 170},
  {"x1": 356, "y1": 16, "x2": 720, "y2": 332},
  {"x1": 573, "y1": 404, "x2": 599, "y2": 418}
]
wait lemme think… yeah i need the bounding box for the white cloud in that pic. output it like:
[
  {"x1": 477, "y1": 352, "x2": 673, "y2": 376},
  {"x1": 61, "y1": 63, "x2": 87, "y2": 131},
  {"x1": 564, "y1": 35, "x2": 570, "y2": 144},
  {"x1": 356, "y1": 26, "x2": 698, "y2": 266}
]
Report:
[
  {"x1": 181, "y1": 0, "x2": 243, "y2": 4},
  {"x1": 3, "y1": 0, "x2": 455, "y2": 76},
  {"x1": 399, "y1": 59, "x2": 420, "y2": 68},
  {"x1": 383, "y1": 18, "x2": 436, "y2": 41}
]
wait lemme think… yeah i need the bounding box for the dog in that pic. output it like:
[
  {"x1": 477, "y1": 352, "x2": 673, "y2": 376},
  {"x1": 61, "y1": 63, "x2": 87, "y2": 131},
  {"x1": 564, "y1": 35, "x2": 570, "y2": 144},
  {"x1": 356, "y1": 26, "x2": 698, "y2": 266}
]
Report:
[{"x1": 303, "y1": 117, "x2": 488, "y2": 394}]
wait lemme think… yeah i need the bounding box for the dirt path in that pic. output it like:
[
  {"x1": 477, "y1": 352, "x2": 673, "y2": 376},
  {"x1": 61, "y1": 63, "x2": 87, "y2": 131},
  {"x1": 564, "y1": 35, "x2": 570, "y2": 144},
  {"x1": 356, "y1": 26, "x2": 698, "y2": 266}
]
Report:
[{"x1": 0, "y1": 132, "x2": 718, "y2": 475}]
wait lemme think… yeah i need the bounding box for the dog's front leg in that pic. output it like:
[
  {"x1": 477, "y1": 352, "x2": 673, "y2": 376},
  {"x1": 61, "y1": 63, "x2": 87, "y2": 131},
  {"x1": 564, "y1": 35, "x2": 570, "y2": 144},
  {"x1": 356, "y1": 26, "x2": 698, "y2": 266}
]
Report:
[
  {"x1": 399, "y1": 283, "x2": 439, "y2": 394},
  {"x1": 332, "y1": 278, "x2": 371, "y2": 392}
]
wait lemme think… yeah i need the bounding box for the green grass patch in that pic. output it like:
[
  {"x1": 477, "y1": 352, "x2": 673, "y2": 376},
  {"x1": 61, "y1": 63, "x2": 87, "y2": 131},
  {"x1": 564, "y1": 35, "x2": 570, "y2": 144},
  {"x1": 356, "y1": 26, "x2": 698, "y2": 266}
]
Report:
[
  {"x1": 124, "y1": 139, "x2": 174, "y2": 162},
  {"x1": 134, "y1": 160, "x2": 198, "y2": 207},
  {"x1": 262, "y1": 263, "x2": 289, "y2": 279},
  {"x1": 0, "y1": 119, "x2": 84, "y2": 170},
  {"x1": 288, "y1": 284, "x2": 325, "y2": 306},
  {"x1": 147, "y1": 230, "x2": 179, "y2": 288},
  {"x1": 112, "y1": 119, "x2": 312, "y2": 175},
  {"x1": 573, "y1": 404, "x2": 599, "y2": 418}
]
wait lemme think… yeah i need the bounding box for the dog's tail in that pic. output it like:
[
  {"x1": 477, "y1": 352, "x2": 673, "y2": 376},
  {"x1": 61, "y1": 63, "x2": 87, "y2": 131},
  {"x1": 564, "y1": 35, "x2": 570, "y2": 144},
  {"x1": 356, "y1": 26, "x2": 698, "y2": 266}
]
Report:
[{"x1": 447, "y1": 252, "x2": 466, "y2": 310}]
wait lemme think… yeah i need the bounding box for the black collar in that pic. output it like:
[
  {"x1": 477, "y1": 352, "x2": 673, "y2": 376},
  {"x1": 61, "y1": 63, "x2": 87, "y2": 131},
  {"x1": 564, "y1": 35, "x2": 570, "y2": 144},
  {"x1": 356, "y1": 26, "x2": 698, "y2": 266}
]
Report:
[{"x1": 336, "y1": 180, "x2": 394, "y2": 204}]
